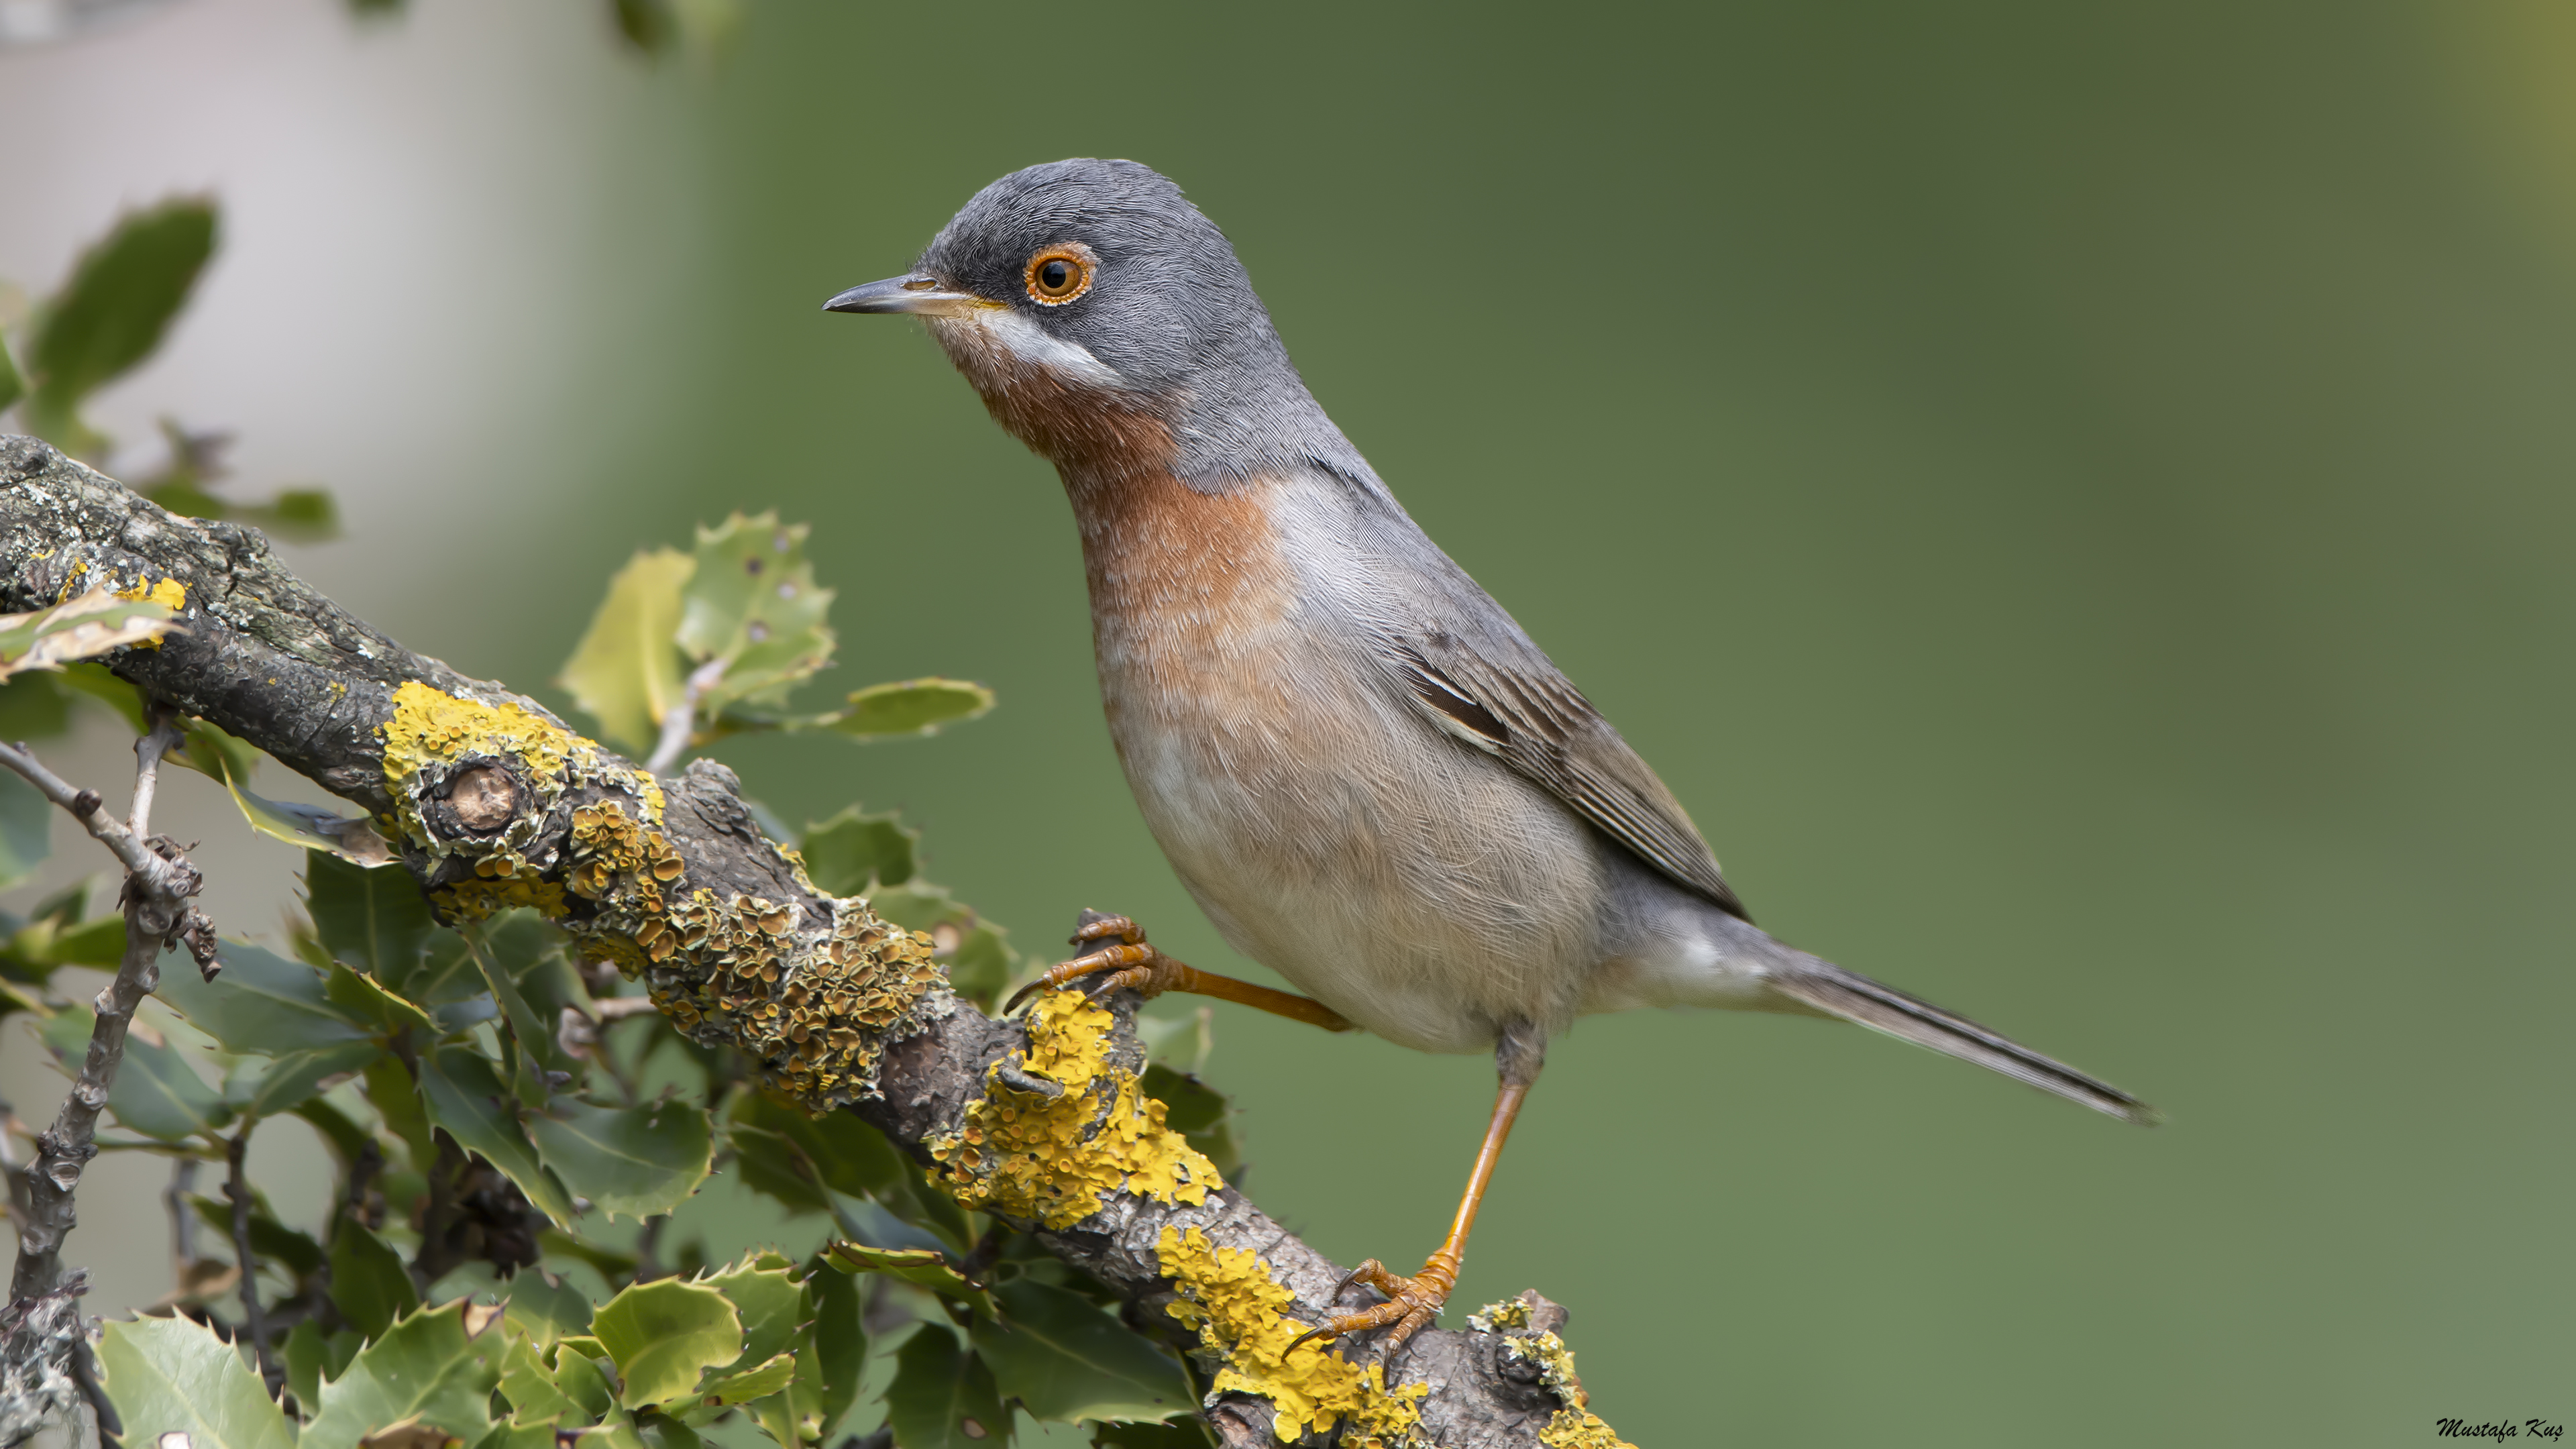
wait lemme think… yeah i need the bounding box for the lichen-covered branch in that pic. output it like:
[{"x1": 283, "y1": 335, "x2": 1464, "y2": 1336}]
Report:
[{"x1": 0, "y1": 435, "x2": 1629, "y2": 1449}]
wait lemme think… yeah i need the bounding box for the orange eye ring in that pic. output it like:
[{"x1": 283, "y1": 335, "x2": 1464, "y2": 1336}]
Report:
[{"x1": 1024, "y1": 244, "x2": 1097, "y2": 306}]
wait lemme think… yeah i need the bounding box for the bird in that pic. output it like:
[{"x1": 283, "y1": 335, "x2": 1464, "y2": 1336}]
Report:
[{"x1": 824, "y1": 158, "x2": 2154, "y2": 1356}]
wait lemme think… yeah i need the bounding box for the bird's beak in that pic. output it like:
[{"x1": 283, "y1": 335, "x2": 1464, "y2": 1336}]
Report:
[{"x1": 822, "y1": 274, "x2": 989, "y2": 317}]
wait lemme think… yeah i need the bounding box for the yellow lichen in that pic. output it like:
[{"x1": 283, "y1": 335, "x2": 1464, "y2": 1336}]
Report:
[
  {"x1": 377, "y1": 680, "x2": 943, "y2": 1110},
  {"x1": 1467, "y1": 1297, "x2": 1634, "y2": 1449},
  {"x1": 1156, "y1": 1225, "x2": 1426, "y2": 1446},
  {"x1": 926, "y1": 991, "x2": 1218, "y2": 1228},
  {"x1": 1537, "y1": 1409, "x2": 1635, "y2": 1449},
  {"x1": 109, "y1": 575, "x2": 186, "y2": 649}
]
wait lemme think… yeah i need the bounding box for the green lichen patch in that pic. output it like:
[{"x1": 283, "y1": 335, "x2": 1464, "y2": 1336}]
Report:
[{"x1": 925, "y1": 991, "x2": 1219, "y2": 1229}]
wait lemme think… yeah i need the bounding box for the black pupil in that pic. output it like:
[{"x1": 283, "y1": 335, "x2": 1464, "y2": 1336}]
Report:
[{"x1": 1040, "y1": 260, "x2": 1073, "y2": 292}]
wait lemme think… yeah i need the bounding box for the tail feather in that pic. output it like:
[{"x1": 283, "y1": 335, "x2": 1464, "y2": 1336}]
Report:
[{"x1": 1770, "y1": 963, "x2": 2159, "y2": 1125}]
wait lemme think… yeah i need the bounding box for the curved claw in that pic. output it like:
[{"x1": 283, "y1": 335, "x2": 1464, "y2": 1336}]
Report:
[
  {"x1": 1004, "y1": 938, "x2": 1164, "y2": 1014},
  {"x1": 1285, "y1": 1257, "x2": 1448, "y2": 1361}
]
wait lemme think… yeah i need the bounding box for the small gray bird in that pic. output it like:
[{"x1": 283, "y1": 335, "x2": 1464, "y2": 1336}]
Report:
[{"x1": 827, "y1": 158, "x2": 2153, "y2": 1352}]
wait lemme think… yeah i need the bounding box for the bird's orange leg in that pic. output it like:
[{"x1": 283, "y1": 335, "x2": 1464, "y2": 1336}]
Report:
[
  {"x1": 1292, "y1": 1040, "x2": 1540, "y2": 1359},
  {"x1": 1004, "y1": 913, "x2": 1355, "y2": 1033}
]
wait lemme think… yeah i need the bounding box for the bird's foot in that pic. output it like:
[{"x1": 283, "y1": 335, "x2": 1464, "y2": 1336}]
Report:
[
  {"x1": 1289, "y1": 1251, "x2": 1459, "y2": 1360},
  {"x1": 1004, "y1": 914, "x2": 1182, "y2": 1012}
]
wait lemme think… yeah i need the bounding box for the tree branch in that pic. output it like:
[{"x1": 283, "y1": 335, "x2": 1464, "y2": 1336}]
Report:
[
  {"x1": 1, "y1": 718, "x2": 207, "y2": 1305},
  {"x1": 0, "y1": 435, "x2": 1631, "y2": 1449},
  {"x1": 222, "y1": 1126, "x2": 275, "y2": 1391}
]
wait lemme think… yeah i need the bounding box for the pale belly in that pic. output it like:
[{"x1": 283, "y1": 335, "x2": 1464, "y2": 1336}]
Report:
[{"x1": 1095, "y1": 613, "x2": 1611, "y2": 1054}]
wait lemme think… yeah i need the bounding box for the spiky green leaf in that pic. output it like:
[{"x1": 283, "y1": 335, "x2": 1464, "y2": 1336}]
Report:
[
  {"x1": 329, "y1": 1220, "x2": 421, "y2": 1341},
  {"x1": 302, "y1": 1301, "x2": 507, "y2": 1449},
  {"x1": 97, "y1": 1313, "x2": 297, "y2": 1449},
  {"x1": 527, "y1": 1097, "x2": 712, "y2": 1223},
  {"x1": 590, "y1": 1278, "x2": 740, "y2": 1410},
  {"x1": 417, "y1": 1043, "x2": 577, "y2": 1226}
]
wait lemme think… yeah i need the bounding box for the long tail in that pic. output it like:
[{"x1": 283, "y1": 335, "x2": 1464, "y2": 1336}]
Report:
[{"x1": 1768, "y1": 960, "x2": 2159, "y2": 1125}]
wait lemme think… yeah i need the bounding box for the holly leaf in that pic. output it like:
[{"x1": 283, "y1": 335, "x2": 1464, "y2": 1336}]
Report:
[
  {"x1": 795, "y1": 807, "x2": 916, "y2": 895},
  {"x1": 305, "y1": 851, "x2": 436, "y2": 984},
  {"x1": 41, "y1": 1004, "x2": 228, "y2": 1141},
  {"x1": 227, "y1": 1039, "x2": 378, "y2": 1120},
  {"x1": 675, "y1": 513, "x2": 835, "y2": 712},
  {"x1": 883, "y1": 1324, "x2": 1011, "y2": 1449},
  {"x1": 417, "y1": 1043, "x2": 577, "y2": 1226},
  {"x1": 527, "y1": 1097, "x2": 712, "y2": 1223},
  {"x1": 557, "y1": 547, "x2": 693, "y2": 753},
  {"x1": 823, "y1": 678, "x2": 993, "y2": 740},
  {"x1": 818, "y1": 1242, "x2": 991, "y2": 1319},
  {"x1": 700, "y1": 1252, "x2": 806, "y2": 1368},
  {"x1": 806, "y1": 1252, "x2": 866, "y2": 1440},
  {"x1": 301, "y1": 1301, "x2": 508, "y2": 1449},
  {"x1": 157, "y1": 939, "x2": 370, "y2": 1056},
  {"x1": 590, "y1": 1277, "x2": 741, "y2": 1410},
  {"x1": 497, "y1": 1335, "x2": 585, "y2": 1428},
  {"x1": 23, "y1": 197, "x2": 219, "y2": 458},
  {"x1": 694, "y1": 1351, "x2": 794, "y2": 1409},
  {"x1": 971, "y1": 1278, "x2": 1192, "y2": 1425},
  {"x1": 326, "y1": 961, "x2": 436, "y2": 1040},
  {"x1": 501, "y1": 1272, "x2": 594, "y2": 1350},
  {"x1": 97, "y1": 1313, "x2": 297, "y2": 1449},
  {"x1": 329, "y1": 1220, "x2": 422, "y2": 1341}
]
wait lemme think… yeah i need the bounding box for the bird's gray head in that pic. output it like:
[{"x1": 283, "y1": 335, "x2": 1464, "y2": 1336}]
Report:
[{"x1": 827, "y1": 159, "x2": 1362, "y2": 488}]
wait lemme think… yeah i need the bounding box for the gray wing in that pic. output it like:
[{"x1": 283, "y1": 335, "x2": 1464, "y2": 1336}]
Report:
[{"x1": 1378, "y1": 614, "x2": 1751, "y2": 922}]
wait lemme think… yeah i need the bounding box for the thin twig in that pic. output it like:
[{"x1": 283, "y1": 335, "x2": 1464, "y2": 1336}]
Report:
[
  {"x1": 3, "y1": 720, "x2": 206, "y2": 1302},
  {"x1": 643, "y1": 657, "x2": 729, "y2": 775},
  {"x1": 222, "y1": 1126, "x2": 275, "y2": 1390},
  {"x1": 164, "y1": 1157, "x2": 199, "y2": 1283}
]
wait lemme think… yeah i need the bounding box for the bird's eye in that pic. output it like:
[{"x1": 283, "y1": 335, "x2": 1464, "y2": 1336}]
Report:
[{"x1": 1024, "y1": 246, "x2": 1095, "y2": 305}]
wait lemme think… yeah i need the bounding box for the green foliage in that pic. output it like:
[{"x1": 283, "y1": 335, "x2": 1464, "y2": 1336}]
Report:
[
  {"x1": 557, "y1": 513, "x2": 990, "y2": 765},
  {"x1": 592, "y1": 1278, "x2": 740, "y2": 1409},
  {"x1": 796, "y1": 806, "x2": 916, "y2": 894},
  {"x1": 676, "y1": 512, "x2": 835, "y2": 714},
  {"x1": 528, "y1": 1098, "x2": 713, "y2": 1222},
  {"x1": 98, "y1": 1314, "x2": 298, "y2": 1449},
  {"x1": 829, "y1": 678, "x2": 996, "y2": 739},
  {"x1": 329, "y1": 1222, "x2": 421, "y2": 1340},
  {"x1": 886, "y1": 1324, "x2": 1013, "y2": 1449},
  {"x1": 20, "y1": 198, "x2": 217, "y2": 459},
  {"x1": 971, "y1": 1278, "x2": 1194, "y2": 1425},
  {"x1": 300, "y1": 1302, "x2": 507, "y2": 1449},
  {"x1": 557, "y1": 547, "x2": 693, "y2": 752},
  {"x1": 42, "y1": 1004, "x2": 231, "y2": 1141}
]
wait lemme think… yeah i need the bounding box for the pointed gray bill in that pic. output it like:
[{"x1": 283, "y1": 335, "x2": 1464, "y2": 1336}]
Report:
[{"x1": 822, "y1": 275, "x2": 988, "y2": 317}]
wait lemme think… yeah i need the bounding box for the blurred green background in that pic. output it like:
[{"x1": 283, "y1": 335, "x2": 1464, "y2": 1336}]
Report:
[{"x1": 8, "y1": 1, "x2": 2576, "y2": 1443}]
